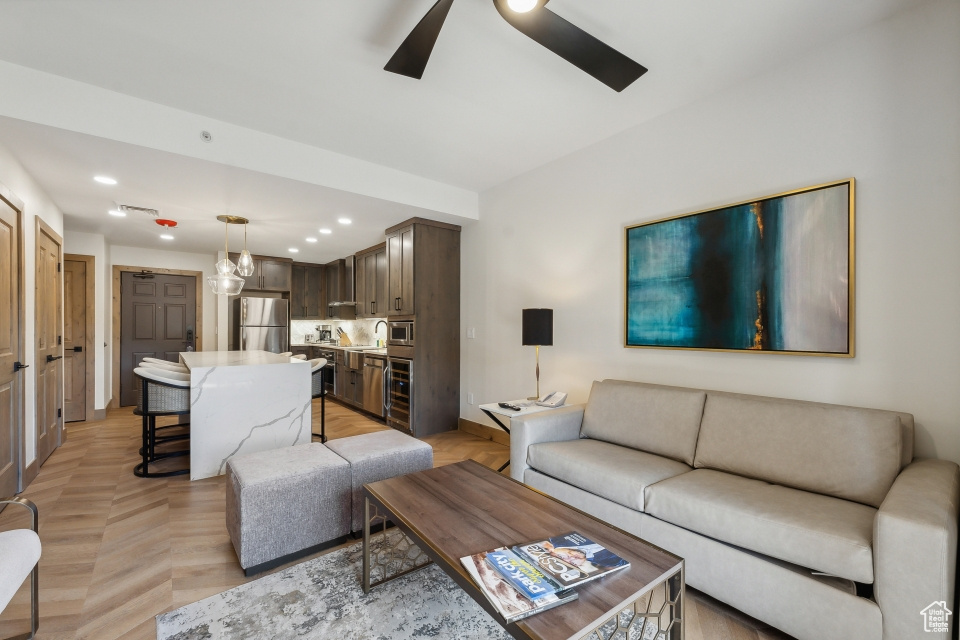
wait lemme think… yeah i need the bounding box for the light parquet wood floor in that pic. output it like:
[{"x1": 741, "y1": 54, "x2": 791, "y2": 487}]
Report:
[{"x1": 0, "y1": 399, "x2": 791, "y2": 640}]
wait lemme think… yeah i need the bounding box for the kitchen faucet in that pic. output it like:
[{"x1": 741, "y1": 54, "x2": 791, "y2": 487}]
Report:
[{"x1": 375, "y1": 320, "x2": 387, "y2": 347}]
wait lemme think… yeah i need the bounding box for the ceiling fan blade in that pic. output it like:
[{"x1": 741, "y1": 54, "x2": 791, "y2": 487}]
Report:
[
  {"x1": 384, "y1": 0, "x2": 456, "y2": 79},
  {"x1": 493, "y1": 1, "x2": 647, "y2": 92}
]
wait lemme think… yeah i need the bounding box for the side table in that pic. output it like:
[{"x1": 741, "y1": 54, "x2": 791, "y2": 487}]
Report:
[{"x1": 479, "y1": 401, "x2": 559, "y2": 473}]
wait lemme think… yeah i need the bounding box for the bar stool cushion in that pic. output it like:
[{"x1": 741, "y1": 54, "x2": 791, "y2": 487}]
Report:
[
  {"x1": 226, "y1": 443, "x2": 351, "y2": 574},
  {"x1": 325, "y1": 430, "x2": 434, "y2": 532},
  {"x1": 0, "y1": 529, "x2": 41, "y2": 612}
]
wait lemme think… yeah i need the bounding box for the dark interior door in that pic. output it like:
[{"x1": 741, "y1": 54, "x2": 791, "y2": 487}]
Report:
[{"x1": 120, "y1": 272, "x2": 196, "y2": 406}]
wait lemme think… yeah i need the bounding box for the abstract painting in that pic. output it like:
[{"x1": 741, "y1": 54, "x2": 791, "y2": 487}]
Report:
[{"x1": 625, "y1": 180, "x2": 854, "y2": 356}]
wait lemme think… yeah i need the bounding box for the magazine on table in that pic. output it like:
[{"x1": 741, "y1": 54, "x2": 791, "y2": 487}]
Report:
[
  {"x1": 512, "y1": 531, "x2": 630, "y2": 589},
  {"x1": 460, "y1": 547, "x2": 578, "y2": 623}
]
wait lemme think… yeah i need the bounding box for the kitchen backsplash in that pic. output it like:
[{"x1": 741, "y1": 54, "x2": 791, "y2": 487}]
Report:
[{"x1": 291, "y1": 318, "x2": 388, "y2": 347}]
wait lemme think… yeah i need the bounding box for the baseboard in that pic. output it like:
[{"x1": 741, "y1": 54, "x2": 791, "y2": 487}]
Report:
[
  {"x1": 243, "y1": 535, "x2": 348, "y2": 577},
  {"x1": 22, "y1": 459, "x2": 38, "y2": 491},
  {"x1": 93, "y1": 408, "x2": 107, "y2": 421},
  {"x1": 458, "y1": 417, "x2": 509, "y2": 447}
]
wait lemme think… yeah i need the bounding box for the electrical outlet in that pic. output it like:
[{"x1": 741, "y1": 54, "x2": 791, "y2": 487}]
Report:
[
  {"x1": 467, "y1": 327, "x2": 476, "y2": 339},
  {"x1": 467, "y1": 392, "x2": 474, "y2": 405}
]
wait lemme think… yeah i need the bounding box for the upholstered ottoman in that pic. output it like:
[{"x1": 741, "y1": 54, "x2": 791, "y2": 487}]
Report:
[
  {"x1": 226, "y1": 443, "x2": 351, "y2": 575},
  {"x1": 325, "y1": 430, "x2": 433, "y2": 532}
]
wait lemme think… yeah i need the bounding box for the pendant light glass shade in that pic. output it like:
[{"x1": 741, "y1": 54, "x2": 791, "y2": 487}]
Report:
[
  {"x1": 207, "y1": 272, "x2": 245, "y2": 296},
  {"x1": 216, "y1": 257, "x2": 237, "y2": 275},
  {"x1": 237, "y1": 250, "x2": 255, "y2": 277},
  {"x1": 237, "y1": 223, "x2": 255, "y2": 277},
  {"x1": 209, "y1": 215, "x2": 249, "y2": 296}
]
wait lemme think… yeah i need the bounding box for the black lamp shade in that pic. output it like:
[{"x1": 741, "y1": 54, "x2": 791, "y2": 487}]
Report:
[{"x1": 522, "y1": 308, "x2": 553, "y2": 346}]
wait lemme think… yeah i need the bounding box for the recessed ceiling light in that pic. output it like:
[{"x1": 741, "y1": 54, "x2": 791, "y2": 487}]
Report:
[
  {"x1": 289, "y1": 248, "x2": 299, "y2": 253},
  {"x1": 108, "y1": 209, "x2": 126, "y2": 217},
  {"x1": 305, "y1": 237, "x2": 317, "y2": 243},
  {"x1": 338, "y1": 218, "x2": 352, "y2": 225},
  {"x1": 94, "y1": 176, "x2": 117, "y2": 185},
  {"x1": 319, "y1": 228, "x2": 332, "y2": 235},
  {"x1": 160, "y1": 234, "x2": 174, "y2": 240}
]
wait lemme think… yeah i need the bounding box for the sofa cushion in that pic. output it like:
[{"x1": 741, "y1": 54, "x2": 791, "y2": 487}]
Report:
[
  {"x1": 694, "y1": 394, "x2": 902, "y2": 507},
  {"x1": 580, "y1": 380, "x2": 706, "y2": 465},
  {"x1": 527, "y1": 438, "x2": 692, "y2": 511},
  {"x1": 645, "y1": 469, "x2": 877, "y2": 583}
]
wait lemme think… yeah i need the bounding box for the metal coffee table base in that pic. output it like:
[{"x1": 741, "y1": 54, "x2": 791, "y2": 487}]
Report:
[{"x1": 362, "y1": 498, "x2": 433, "y2": 593}]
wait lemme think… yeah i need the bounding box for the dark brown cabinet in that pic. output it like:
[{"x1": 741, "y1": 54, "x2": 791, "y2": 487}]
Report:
[
  {"x1": 323, "y1": 258, "x2": 355, "y2": 320},
  {"x1": 386, "y1": 224, "x2": 415, "y2": 316},
  {"x1": 229, "y1": 253, "x2": 292, "y2": 292},
  {"x1": 356, "y1": 243, "x2": 387, "y2": 318},
  {"x1": 291, "y1": 263, "x2": 324, "y2": 319}
]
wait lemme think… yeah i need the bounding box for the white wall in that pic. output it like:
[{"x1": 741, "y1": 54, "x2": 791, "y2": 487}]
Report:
[
  {"x1": 462, "y1": 0, "x2": 960, "y2": 464},
  {"x1": 62, "y1": 231, "x2": 108, "y2": 410},
  {"x1": 0, "y1": 140, "x2": 64, "y2": 465}
]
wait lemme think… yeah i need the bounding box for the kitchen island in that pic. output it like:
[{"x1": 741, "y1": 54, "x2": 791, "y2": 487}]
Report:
[{"x1": 180, "y1": 350, "x2": 312, "y2": 480}]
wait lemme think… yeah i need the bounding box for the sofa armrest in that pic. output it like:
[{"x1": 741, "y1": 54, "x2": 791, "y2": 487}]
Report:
[
  {"x1": 509, "y1": 404, "x2": 584, "y2": 482},
  {"x1": 874, "y1": 458, "x2": 959, "y2": 640}
]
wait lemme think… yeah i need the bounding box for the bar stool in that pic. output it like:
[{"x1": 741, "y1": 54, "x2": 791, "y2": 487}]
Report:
[
  {"x1": 278, "y1": 352, "x2": 293, "y2": 357},
  {"x1": 291, "y1": 354, "x2": 307, "y2": 361},
  {"x1": 133, "y1": 367, "x2": 191, "y2": 478},
  {"x1": 140, "y1": 360, "x2": 189, "y2": 374},
  {"x1": 308, "y1": 358, "x2": 327, "y2": 443}
]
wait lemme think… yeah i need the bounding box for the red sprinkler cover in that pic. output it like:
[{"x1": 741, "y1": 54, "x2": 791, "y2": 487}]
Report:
[{"x1": 156, "y1": 219, "x2": 178, "y2": 228}]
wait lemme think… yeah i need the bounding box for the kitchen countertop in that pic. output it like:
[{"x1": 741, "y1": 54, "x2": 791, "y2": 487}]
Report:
[
  {"x1": 180, "y1": 350, "x2": 303, "y2": 369},
  {"x1": 291, "y1": 343, "x2": 387, "y2": 355}
]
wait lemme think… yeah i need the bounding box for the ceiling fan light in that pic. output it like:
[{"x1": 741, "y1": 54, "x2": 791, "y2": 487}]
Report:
[
  {"x1": 237, "y1": 249, "x2": 255, "y2": 277},
  {"x1": 506, "y1": 0, "x2": 538, "y2": 13}
]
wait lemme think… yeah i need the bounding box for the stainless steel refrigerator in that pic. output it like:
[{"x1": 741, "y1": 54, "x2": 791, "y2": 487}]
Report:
[{"x1": 233, "y1": 297, "x2": 288, "y2": 352}]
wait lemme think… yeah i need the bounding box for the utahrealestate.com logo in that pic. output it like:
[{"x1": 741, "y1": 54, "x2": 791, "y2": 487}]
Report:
[{"x1": 920, "y1": 601, "x2": 952, "y2": 633}]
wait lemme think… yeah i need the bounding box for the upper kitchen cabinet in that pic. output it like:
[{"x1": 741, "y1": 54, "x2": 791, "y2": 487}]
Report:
[
  {"x1": 386, "y1": 225, "x2": 415, "y2": 316},
  {"x1": 355, "y1": 242, "x2": 387, "y2": 318},
  {"x1": 290, "y1": 263, "x2": 324, "y2": 319},
  {"x1": 229, "y1": 253, "x2": 292, "y2": 292},
  {"x1": 385, "y1": 219, "x2": 460, "y2": 317},
  {"x1": 324, "y1": 257, "x2": 356, "y2": 320}
]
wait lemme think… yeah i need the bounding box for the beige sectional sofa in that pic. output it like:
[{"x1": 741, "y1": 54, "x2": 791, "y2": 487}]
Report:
[{"x1": 510, "y1": 379, "x2": 959, "y2": 640}]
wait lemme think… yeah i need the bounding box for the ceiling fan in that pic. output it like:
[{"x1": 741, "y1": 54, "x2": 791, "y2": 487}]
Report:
[{"x1": 384, "y1": 0, "x2": 648, "y2": 92}]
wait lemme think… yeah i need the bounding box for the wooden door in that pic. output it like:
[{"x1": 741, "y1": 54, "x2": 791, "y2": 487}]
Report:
[
  {"x1": 63, "y1": 258, "x2": 87, "y2": 422},
  {"x1": 259, "y1": 258, "x2": 291, "y2": 291},
  {"x1": 0, "y1": 194, "x2": 21, "y2": 496},
  {"x1": 35, "y1": 220, "x2": 63, "y2": 467},
  {"x1": 290, "y1": 264, "x2": 305, "y2": 318},
  {"x1": 374, "y1": 248, "x2": 387, "y2": 318},
  {"x1": 119, "y1": 272, "x2": 197, "y2": 406}
]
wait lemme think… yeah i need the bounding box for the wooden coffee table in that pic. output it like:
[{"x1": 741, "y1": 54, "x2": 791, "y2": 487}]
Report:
[{"x1": 362, "y1": 460, "x2": 684, "y2": 640}]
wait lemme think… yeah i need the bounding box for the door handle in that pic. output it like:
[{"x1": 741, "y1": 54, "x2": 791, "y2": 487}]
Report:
[
  {"x1": 46, "y1": 354, "x2": 63, "y2": 362},
  {"x1": 73, "y1": 346, "x2": 83, "y2": 352},
  {"x1": 13, "y1": 361, "x2": 28, "y2": 372}
]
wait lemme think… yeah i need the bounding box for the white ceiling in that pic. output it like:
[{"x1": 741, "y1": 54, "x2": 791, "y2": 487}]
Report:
[{"x1": 0, "y1": 0, "x2": 922, "y2": 258}]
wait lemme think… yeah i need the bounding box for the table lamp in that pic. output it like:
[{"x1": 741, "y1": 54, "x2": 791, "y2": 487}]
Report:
[{"x1": 522, "y1": 308, "x2": 553, "y2": 399}]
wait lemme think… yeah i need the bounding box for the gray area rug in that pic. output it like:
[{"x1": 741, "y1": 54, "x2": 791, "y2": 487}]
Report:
[{"x1": 157, "y1": 533, "x2": 512, "y2": 640}]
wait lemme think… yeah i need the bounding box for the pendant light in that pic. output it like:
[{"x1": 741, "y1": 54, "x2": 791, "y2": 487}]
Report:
[
  {"x1": 207, "y1": 215, "x2": 248, "y2": 296},
  {"x1": 237, "y1": 222, "x2": 255, "y2": 277}
]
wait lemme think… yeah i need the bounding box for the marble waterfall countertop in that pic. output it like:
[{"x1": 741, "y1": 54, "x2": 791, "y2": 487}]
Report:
[{"x1": 180, "y1": 350, "x2": 312, "y2": 480}]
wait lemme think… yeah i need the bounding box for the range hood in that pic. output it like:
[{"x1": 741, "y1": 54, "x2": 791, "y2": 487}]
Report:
[{"x1": 328, "y1": 256, "x2": 357, "y2": 307}]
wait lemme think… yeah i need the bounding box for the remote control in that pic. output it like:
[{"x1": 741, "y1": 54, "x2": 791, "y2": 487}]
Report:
[{"x1": 498, "y1": 402, "x2": 521, "y2": 411}]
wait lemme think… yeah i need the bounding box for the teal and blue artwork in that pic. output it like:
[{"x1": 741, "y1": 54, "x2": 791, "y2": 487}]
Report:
[{"x1": 625, "y1": 181, "x2": 853, "y2": 356}]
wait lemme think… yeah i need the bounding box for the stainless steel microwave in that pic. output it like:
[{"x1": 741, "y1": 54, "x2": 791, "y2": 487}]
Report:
[{"x1": 387, "y1": 320, "x2": 414, "y2": 347}]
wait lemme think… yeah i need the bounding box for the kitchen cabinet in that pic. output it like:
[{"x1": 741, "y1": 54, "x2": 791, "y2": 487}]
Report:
[
  {"x1": 355, "y1": 243, "x2": 387, "y2": 318},
  {"x1": 383, "y1": 217, "x2": 461, "y2": 437},
  {"x1": 323, "y1": 258, "x2": 356, "y2": 320},
  {"x1": 386, "y1": 224, "x2": 415, "y2": 316},
  {"x1": 290, "y1": 263, "x2": 324, "y2": 319},
  {"x1": 229, "y1": 253, "x2": 292, "y2": 292}
]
